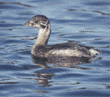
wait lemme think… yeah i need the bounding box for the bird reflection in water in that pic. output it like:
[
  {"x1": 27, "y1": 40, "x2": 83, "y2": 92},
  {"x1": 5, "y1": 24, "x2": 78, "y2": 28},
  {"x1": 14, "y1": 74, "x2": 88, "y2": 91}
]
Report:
[
  {"x1": 31, "y1": 55, "x2": 101, "y2": 88},
  {"x1": 32, "y1": 56, "x2": 54, "y2": 87},
  {"x1": 22, "y1": 55, "x2": 101, "y2": 94}
]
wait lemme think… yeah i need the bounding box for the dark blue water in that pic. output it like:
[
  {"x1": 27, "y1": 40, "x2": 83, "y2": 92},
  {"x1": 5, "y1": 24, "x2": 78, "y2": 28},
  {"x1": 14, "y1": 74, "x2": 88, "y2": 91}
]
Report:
[{"x1": 0, "y1": 0, "x2": 110, "y2": 96}]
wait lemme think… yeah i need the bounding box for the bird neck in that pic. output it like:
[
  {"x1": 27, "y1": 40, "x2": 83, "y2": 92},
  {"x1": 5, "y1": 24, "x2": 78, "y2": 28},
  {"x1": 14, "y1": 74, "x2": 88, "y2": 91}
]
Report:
[
  {"x1": 31, "y1": 24, "x2": 51, "y2": 56},
  {"x1": 34, "y1": 24, "x2": 51, "y2": 47}
]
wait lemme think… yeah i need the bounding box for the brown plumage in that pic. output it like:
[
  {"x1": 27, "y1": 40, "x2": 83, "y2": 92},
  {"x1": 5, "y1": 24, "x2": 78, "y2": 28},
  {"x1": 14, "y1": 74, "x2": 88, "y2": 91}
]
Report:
[{"x1": 24, "y1": 15, "x2": 101, "y2": 59}]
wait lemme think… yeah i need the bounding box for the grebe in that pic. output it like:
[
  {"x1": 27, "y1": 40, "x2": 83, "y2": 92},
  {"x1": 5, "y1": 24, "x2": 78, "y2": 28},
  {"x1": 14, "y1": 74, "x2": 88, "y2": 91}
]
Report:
[{"x1": 24, "y1": 15, "x2": 101, "y2": 59}]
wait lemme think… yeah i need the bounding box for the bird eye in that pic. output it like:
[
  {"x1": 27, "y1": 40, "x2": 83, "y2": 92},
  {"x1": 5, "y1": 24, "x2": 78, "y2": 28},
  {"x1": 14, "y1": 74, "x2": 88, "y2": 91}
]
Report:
[
  {"x1": 40, "y1": 22, "x2": 46, "y2": 28},
  {"x1": 40, "y1": 25, "x2": 46, "y2": 28}
]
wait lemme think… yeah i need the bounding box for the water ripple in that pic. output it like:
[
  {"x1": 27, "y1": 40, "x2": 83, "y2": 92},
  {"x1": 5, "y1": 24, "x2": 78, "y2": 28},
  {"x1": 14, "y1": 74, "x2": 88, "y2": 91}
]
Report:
[{"x1": 0, "y1": 0, "x2": 110, "y2": 97}]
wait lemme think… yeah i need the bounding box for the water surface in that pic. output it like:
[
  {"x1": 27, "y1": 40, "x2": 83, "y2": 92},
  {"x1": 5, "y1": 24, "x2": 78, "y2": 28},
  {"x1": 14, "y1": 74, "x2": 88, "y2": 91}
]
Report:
[{"x1": 0, "y1": 0, "x2": 110, "y2": 96}]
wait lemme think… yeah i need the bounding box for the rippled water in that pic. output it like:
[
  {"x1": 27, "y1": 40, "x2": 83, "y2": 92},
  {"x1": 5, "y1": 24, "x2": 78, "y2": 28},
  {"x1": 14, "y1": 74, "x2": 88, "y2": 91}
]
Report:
[{"x1": 0, "y1": 0, "x2": 110, "y2": 96}]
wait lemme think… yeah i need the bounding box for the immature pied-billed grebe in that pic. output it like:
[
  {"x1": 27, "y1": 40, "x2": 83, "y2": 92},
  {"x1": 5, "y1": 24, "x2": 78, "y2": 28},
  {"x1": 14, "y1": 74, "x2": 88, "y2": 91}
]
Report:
[{"x1": 24, "y1": 15, "x2": 101, "y2": 59}]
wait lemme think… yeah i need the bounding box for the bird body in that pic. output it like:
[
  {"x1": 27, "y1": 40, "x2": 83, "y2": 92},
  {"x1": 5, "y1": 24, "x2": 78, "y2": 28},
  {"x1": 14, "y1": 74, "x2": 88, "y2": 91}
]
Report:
[{"x1": 24, "y1": 15, "x2": 101, "y2": 59}]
